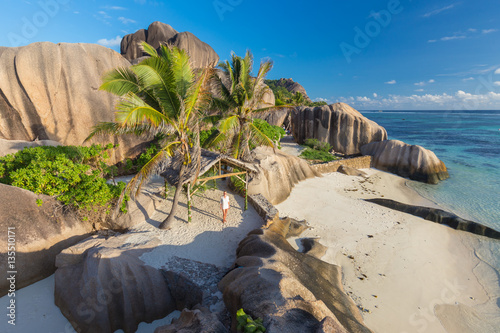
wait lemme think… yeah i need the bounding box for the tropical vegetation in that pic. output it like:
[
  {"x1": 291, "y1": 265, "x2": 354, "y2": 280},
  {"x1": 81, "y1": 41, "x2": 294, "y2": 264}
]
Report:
[
  {"x1": 206, "y1": 51, "x2": 283, "y2": 160},
  {"x1": 0, "y1": 144, "x2": 128, "y2": 223},
  {"x1": 264, "y1": 79, "x2": 328, "y2": 107},
  {"x1": 299, "y1": 138, "x2": 339, "y2": 163},
  {"x1": 86, "y1": 42, "x2": 212, "y2": 230}
]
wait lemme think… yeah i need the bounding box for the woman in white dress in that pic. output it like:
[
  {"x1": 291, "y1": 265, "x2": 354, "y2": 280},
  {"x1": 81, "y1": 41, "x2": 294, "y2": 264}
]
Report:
[{"x1": 220, "y1": 191, "x2": 230, "y2": 223}]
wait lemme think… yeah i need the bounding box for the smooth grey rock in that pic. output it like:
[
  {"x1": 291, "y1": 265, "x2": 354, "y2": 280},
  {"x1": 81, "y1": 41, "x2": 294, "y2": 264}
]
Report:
[
  {"x1": 360, "y1": 140, "x2": 449, "y2": 184},
  {"x1": 154, "y1": 305, "x2": 228, "y2": 333},
  {"x1": 338, "y1": 165, "x2": 368, "y2": 178},
  {"x1": 366, "y1": 198, "x2": 500, "y2": 239},
  {"x1": 291, "y1": 103, "x2": 387, "y2": 155},
  {"x1": 0, "y1": 184, "x2": 91, "y2": 296}
]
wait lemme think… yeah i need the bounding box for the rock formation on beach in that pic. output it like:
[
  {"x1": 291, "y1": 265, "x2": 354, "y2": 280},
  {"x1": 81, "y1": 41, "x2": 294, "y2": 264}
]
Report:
[
  {"x1": 121, "y1": 21, "x2": 219, "y2": 69},
  {"x1": 0, "y1": 184, "x2": 92, "y2": 297},
  {"x1": 247, "y1": 146, "x2": 320, "y2": 204},
  {"x1": 291, "y1": 103, "x2": 388, "y2": 155},
  {"x1": 55, "y1": 232, "x2": 226, "y2": 333},
  {"x1": 366, "y1": 198, "x2": 500, "y2": 239},
  {"x1": 218, "y1": 216, "x2": 372, "y2": 333},
  {"x1": 272, "y1": 78, "x2": 312, "y2": 102},
  {"x1": 361, "y1": 140, "x2": 449, "y2": 184},
  {"x1": 154, "y1": 305, "x2": 228, "y2": 333},
  {"x1": 0, "y1": 42, "x2": 145, "y2": 163}
]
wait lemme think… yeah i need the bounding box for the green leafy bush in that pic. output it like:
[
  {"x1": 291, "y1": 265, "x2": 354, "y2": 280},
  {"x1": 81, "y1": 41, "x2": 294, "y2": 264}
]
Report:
[
  {"x1": 236, "y1": 308, "x2": 266, "y2": 333},
  {"x1": 252, "y1": 118, "x2": 286, "y2": 149},
  {"x1": 303, "y1": 138, "x2": 332, "y2": 152},
  {"x1": 0, "y1": 144, "x2": 128, "y2": 223},
  {"x1": 299, "y1": 148, "x2": 338, "y2": 163}
]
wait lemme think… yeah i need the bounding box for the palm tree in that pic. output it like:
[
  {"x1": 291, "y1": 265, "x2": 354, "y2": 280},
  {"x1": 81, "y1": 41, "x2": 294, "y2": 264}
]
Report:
[
  {"x1": 292, "y1": 91, "x2": 305, "y2": 106},
  {"x1": 209, "y1": 51, "x2": 282, "y2": 160},
  {"x1": 86, "y1": 42, "x2": 212, "y2": 230}
]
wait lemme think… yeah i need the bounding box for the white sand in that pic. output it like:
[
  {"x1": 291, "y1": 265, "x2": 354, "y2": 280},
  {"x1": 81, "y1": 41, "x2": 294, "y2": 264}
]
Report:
[{"x1": 276, "y1": 169, "x2": 500, "y2": 333}]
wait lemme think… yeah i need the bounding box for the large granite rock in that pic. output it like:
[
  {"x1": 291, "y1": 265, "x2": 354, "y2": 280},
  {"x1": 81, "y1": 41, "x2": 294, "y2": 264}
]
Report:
[
  {"x1": 366, "y1": 198, "x2": 500, "y2": 239},
  {"x1": 0, "y1": 42, "x2": 144, "y2": 163},
  {"x1": 121, "y1": 21, "x2": 219, "y2": 69},
  {"x1": 273, "y1": 78, "x2": 312, "y2": 102},
  {"x1": 0, "y1": 184, "x2": 92, "y2": 296},
  {"x1": 291, "y1": 103, "x2": 387, "y2": 155},
  {"x1": 218, "y1": 217, "x2": 372, "y2": 333},
  {"x1": 247, "y1": 146, "x2": 320, "y2": 205},
  {"x1": 55, "y1": 232, "x2": 225, "y2": 333},
  {"x1": 254, "y1": 107, "x2": 290, "y2": 127},
  {"x1": 360, "y1": 140, "x2": 449, "y2": 184}
]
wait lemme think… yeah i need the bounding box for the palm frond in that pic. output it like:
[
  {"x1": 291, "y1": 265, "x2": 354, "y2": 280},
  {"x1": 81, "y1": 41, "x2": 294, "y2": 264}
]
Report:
[
  {"x1": 84, "y1": 122, "x2": 161, "y2": 142},
  {"x1": 249, "y1": 121, "x2": 275, "y2": 149},
  {"x1": 100, "y1": 67, "x2": 141, "y2": 96},
  {"x1": 115, "y1": 92, "x2": 171, "y2": 127},
  {"x1": 140, "y1": 41, "x2": 159, "y2": 58}
]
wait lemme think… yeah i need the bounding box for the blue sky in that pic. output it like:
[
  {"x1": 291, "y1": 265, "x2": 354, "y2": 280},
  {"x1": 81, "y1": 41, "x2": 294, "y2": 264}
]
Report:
[{"x1": 1, "y1": 0, "x2": 500, "y2": 110}]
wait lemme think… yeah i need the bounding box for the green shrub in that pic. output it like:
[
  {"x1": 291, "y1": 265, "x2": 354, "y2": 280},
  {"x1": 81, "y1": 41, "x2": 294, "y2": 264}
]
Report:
[
  {"x1": 252, "y1": 118, "x2": 286, "y2": 149},
  {"x1": 299, "y1": 148, "x2": 338, "y2": 163},
  {"x1": 236, "y1": 308, "x2": 266, "y2": 333},
  {"x1": 0, "y1": 144, "x2": 128, "y2": 223},
  {"x1": 303, "y1": 138, "x2": 332, "y2": 152},
  {"x1": 200, "y1": 128, "x2": 219, "y2": 148}
]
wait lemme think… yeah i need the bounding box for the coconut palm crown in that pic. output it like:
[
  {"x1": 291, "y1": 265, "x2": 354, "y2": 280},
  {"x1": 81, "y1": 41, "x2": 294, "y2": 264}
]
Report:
[
  {"x1": 86, "y1": 41, "x2": 212, "y2": 229},
  {"x1": 209, "y1": 50, "x2": 279, "y2": 160}
]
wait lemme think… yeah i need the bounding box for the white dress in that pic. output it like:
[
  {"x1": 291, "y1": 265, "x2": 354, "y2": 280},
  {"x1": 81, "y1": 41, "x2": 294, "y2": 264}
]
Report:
[{"x1": 221, "y1": 196, "x2": 230, "y2": 210}]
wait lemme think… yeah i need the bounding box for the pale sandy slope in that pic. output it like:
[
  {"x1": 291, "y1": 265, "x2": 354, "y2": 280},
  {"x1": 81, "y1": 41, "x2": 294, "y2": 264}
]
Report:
[{"x1": 276, "y1": 169, "x2": 500, "y2": 333}]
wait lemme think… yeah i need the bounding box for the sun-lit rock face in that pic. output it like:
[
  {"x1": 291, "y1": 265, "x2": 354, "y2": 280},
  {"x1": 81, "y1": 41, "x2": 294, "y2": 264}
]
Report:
[
  {"x1": 361, "y1": 139, "x2": 449, "y2": 184},
  {"x1": 291, "y1": 103, "x2": 388, "y2": 155}
]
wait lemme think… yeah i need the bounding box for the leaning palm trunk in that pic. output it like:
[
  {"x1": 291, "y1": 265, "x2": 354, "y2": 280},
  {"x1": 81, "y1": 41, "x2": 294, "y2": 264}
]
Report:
[{"x1": 160, "y1": 161, "x2": 187, "y2": 229}]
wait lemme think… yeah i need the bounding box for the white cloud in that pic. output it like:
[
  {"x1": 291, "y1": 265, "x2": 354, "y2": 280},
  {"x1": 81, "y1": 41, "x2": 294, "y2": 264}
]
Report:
[
  {"x1": 441, "y1": 35, "x2": 466, "y2": 41},
  {"x1": 385, "y1": 80, "x2": 397, "y2": 85},
  {"x1": 314, "y1": 97, "x2": 329, "y2": 102},
  {"x1": 428, "y1": 79, "x2": 435, "y2": 83},
  {"x1": 462, "y1": 77, "x2": 475, "y2": 81},
  {"x1": 104, "y1": 6, "x2": 127, "y2": 10},
  {"x1": 337, "y1": 91, "x2": 500, "y2": 110},
  {"x1": 97, "y1": 36, "x2": 122, "y2": 47},
  {"x1": 428, "y1": 39, "x2": 437, "y2": 43},
  {"x1": 494, "y1": 82, "x2": 500, "y2": 86},
  {"x1": 415, "y1": 82, "x2": 426, "y2": 86},
  {"x1": 118, "y1": 17, "x2": 136, "y2": 24},
  {"x1": 423, "y1": 4, "x2": 457, "y2": 18},
  {"x1": 373, "y1": 93, "x2": 378, "y2": 98},
  {"x1": 415, "y1": 89, "x2": 424, "y2": 92},
  {"x1": 438, "y1": 65, "x2": 499, "y2": 77},
  {"x1": 495, "y1": 68, "x2": 500, "y2": 74},
  {"x1": 468, "y1": 28, "x2": 478, "y2": 32},
  {"x1": 482, "y1": 29, "x2": 498, "y2": 34}
]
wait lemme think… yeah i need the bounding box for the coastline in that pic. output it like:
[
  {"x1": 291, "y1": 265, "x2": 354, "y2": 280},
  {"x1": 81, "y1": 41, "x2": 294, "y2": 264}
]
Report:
[
  {"x1": 0, "y1": 165, "x2": 498, "y2": 332},
  {"x1": 275, "y1": 168, "x2": 500, "y2": 333}
]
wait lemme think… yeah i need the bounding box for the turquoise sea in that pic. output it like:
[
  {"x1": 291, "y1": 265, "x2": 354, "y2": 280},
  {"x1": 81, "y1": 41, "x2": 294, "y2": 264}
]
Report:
[{"x1": 360, "y1": 110, "x2": 500, "y2": 231}]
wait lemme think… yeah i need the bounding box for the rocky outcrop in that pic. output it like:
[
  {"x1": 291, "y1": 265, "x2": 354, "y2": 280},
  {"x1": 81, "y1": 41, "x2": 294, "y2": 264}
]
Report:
[
  {"x1": 247, "y1": 146, "x2": 320, "y2": 205},
  {"x1": 0, "y1": 138, "x2": 60, "y2": 157},
  {"x1": 273, "y1": 78, "x2": 312, "y2": 102},
  {"x1": 218, "y1": 217, "x2": 372, "y2": 333},
  {"x1": 155, "y1": 306, "x2": 228, "y2": 333},
  {"x1": 366, "y1": 199, "x2": 500, "y2": 240},
  {"x1": 121, "y1": 21, "x2": 219, "y2": 69},
  {"x1": 338, "y1": 165, "x2": 368, "y2": 178},
  {"x1": 0, "y1": 42, "x2": 145, "y2": 163},
  {"x1": 360, "y1": 140, "x2": 449, "y2": 184},
  {"x1": 0, "y1": 184, "x2": 92, "y2": 296},
  {"x1": 291, "y1": 103, "x2": 387, "y2": 155},
  {"x1": 253, "y1": 107, "x2": 290, "y2": 127},
  {"x1": 55, "y1": 232, "x2": 225, "y2": 333}
]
